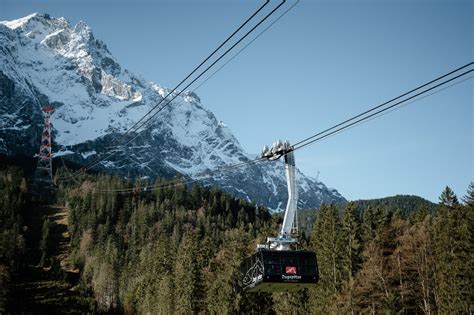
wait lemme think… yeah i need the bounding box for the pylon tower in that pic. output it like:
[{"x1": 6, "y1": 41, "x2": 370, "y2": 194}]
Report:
[{"x1": 35, "y1": 105, "x2": 55, "y2": 184}]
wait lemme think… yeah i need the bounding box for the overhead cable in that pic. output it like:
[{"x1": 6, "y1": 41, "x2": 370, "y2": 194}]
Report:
[{"x1": 60, "y1": 0, "x2": 289, "y2": 181}]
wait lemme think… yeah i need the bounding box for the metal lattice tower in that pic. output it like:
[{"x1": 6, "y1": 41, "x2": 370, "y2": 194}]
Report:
[{"x1": 34, "y1": 105, "x2": 55, "y2": 183}]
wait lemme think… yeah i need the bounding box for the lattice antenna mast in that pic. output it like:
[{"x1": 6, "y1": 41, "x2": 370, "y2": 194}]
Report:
[{"x1": 35, "y1": 106, "x2": 55, "y2": 183}]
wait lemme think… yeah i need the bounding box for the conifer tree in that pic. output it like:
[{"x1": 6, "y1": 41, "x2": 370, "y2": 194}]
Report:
[
  {"x1": 308, "y1": 204, "x2": 343, "y2": 313},
  {"x1": 174, "y1": 231, "x2": 199, "y2": 314},
  {"x1": 204, "y1": 229, "x2": 255, "y2": 314},
  {"x1": 337, "y1": 202, "x2": 363, "y2": 313},
  {"x1": 341, "y1": 202, "x2": 362, "y2": 281},
  {"x1": 362, "y1": 206, "x2": 375, "y2": 242},
  {"x1": 91, "y1": 238, "x2": 120, "y2": 312},
  {"x1": 130, "y1": 234, "x2": 176, "y2": 314},
  {"x1": 462, "y1": 181, "x2": 474, "y2": 207},
  {"x1": 154, "y1": 274, "x2": 174, "y2": 314},
  {"x1": 433, "y1": 186, "x2": 472, "y2": 313},
  {"x1": 438, "y1": 186, "x2": 459, "y2": 207},
  {"x1": 39, "y1": 217, "x2": 52, "y2": 267}
]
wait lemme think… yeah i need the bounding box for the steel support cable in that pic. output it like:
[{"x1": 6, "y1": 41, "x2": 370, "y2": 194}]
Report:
[
  {"x1": 99, "y1": 0, "x2": 288, "y2": 150},
  {"x1": 95, "y1": 177, "x2": 207, "y2": 194},
  {"x1": 110, "y1": 0, "x2": 300, "y2": 147},
  {"x1": 95, "y1": 158, "x2": 266, "y2": 192},
  {"x1": 110, "y1": 0, "x2": 271, "y2": 142},
  {"x1": 56, "y1": 155, "x2": 79, "y2": 185},
  {"x1": 92, "y1": 156, "x2": 267, "y2": 193},
  {"x1": 292, "y1": 61, "x2": 474, "y2": 148},
  {"x1": 57, "y1": 62, "x2": 473, "y2": 184},
  {"x1": 118, "y1": 0, "x2": 286, "y2": 139},
  {"x1": 292, "y1": 68, "x2": 474, "y2": 152},
  {"x1": 193, "y1": 0, "x2": 300, "y2": 91},
  {"x1": 74, "y1": 0, "x2": 271, "y2": 174},
  {"x1": 63, "y1": 0, "x2": 287, "y2": 180},
  {"x1": 102, "y1": 0, "x2": 301, "y2": 172},
  {"x1": 116, "y1": 62, "x2": 472, "y2": 185},
  {"x1": 92, "y1": 64, "x2": 474, "y2": 193},
  {"x1": 356, "y1": 74, "x2": 474, "y2": 128},
  {"x1": 302, "y1": 74, "x2": 474, "y2": 147}
]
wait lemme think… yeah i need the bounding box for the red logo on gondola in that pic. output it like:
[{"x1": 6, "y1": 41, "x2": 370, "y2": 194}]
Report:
[{"x1": 285, "y1": 266, "x2": 297, "y2": 275}]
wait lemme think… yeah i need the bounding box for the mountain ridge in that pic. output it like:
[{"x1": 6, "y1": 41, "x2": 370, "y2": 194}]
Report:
[{"x1": 0, "y1": 12, "x2": 346, "y2": 211}]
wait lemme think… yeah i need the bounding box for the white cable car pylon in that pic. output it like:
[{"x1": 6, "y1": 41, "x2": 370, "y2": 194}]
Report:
[{"x1": 260, "y1": 140, "x2": 299, "y2": 250}]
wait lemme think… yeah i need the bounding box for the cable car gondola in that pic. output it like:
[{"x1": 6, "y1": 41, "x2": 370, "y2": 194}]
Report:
[{"x1": 241, "y1": 249, "x2": 318, "y2": 292}]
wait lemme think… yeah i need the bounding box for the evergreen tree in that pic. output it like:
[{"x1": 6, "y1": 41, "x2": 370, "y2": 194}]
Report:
[
  {"x1": 204, "y1": 229, "x2": 252, "y2": 314},
  {"x1": 438, "y1": 186, "x2": 459, "y2": 207},
  {"x1": 91, "y1": 238, "x2": 120, "y2": 312},
  {"x1": 362, "y1": 206, "x2": 375, "y2": 242},
  {"x1": 128, "y1": 234, "x2": 176, "y2": 314},
  {"x1": 308, "y1": 204, "x2": 343, "y2": 313},
  {"x1": 39, "y1": 217, "x2": 52, "y2": 267},
  {"x1": 433, "y1": 186, "x2": 473, "y2": 313},
  {"x1": 462, "y1": 181, "x2": 474, "y2": 207},
  {"x1": 154, "y1": 274, "x2": 174, "y2": 314},
  {"x1": 340, "y1": 202, "x2": 362, "y2": 281},
  {"x1": 337, "y1": 202, "x2": 362, "y2": 313},
  {"x1": 174, "y1": 232, "x2": 199, "y2": 314}
]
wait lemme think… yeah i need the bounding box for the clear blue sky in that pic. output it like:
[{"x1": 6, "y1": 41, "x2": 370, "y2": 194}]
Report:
[{"x1": 2, "y1": 0, "x2": 473, "y2": 202}]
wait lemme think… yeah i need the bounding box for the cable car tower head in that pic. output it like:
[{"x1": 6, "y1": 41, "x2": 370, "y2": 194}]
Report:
[{"x1": 260, "y1": 140, "x2": 298, "y2": 250}]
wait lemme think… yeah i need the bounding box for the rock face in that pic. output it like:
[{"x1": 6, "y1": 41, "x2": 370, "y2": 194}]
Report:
[{"x1": 0, "y1": 13, "x2": 346, "y2": 211}]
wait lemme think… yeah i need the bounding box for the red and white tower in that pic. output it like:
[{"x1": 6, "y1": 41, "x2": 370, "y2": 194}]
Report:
[{"x1": 35, "y1": 105, "x2": 55, "y2": 183}]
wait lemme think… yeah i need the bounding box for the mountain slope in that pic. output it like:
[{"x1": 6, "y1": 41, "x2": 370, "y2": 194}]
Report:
[
  {"x1": 297, "y1": 194, "x2": 438, "y2": 237},
  {"x1": 350, "y1": 194, "x2": 438, "y2": 217},
  {"x1": 0, "y1": 13, "x2": 346, "y2": 210}
]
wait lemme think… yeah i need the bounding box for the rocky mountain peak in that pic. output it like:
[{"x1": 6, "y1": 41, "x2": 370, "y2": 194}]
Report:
[{"x1": 0, "y1": 13, "x2": 346, "y2": 211}]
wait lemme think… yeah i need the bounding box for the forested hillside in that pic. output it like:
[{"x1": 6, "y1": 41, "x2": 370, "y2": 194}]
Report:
[
  {"x1": 307, "y1": 186, "x2": 473, "y2": 313},
  {"x1": 0, "y1": 167, "x2": 28, "y2": 312},
  {"x1": 351, "y1": 195, "x2": 438, "y2": 217},
  {"x1": 60, "y1": 174, "x2": 277, "y2": 313},
  {"x1": 298, "y1": 195, "x2": 437, "y2": 238},
  {"x1": 1, "y1": 165, "x2": 472, "y2": 313}
]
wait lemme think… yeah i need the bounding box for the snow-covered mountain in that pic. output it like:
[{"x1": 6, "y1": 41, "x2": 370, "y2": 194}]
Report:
[{"x1": 0, "y1": 13, "x2": 345, "y2": 211}]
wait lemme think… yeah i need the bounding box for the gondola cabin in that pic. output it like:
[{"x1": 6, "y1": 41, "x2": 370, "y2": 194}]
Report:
[{"x1": 241, "y1": 249, "x2": 318, "y2": 292}]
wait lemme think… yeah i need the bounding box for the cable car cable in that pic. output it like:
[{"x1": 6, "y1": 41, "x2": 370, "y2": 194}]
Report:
[
  {"x1": 307, "y1": 73, "x2": 474, "y2": 145},
  {"x1": 110, "y1": 0, "x2": 300, "y2": 143},
  {"x1": 292, "y1": 67, "x2": 473, "y2": 151},
  {"x1": 73, "y1": 0, "x2": 271, "y2": 174},
  {"x1": 102, "y1": 0, "x2": 288, "y2": 149},
  {"x1": 109, "y1": 0, "x2": 271, "y2": 144},
  {"x1": 92, "y1": 156, "x2": 267, "y2": 193},
  {"x1": 61, "y1": 0, "x2": 288, "y2": 181},
  {"x1": 83, "y1": 63, "x2": 474, "y2": 194},
  {"x1": 292, "y1": 61, "x2": 474, "y2": 148},
  {"x1": 194, "y1": 0, "x2": 300, "y2": 91}
]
